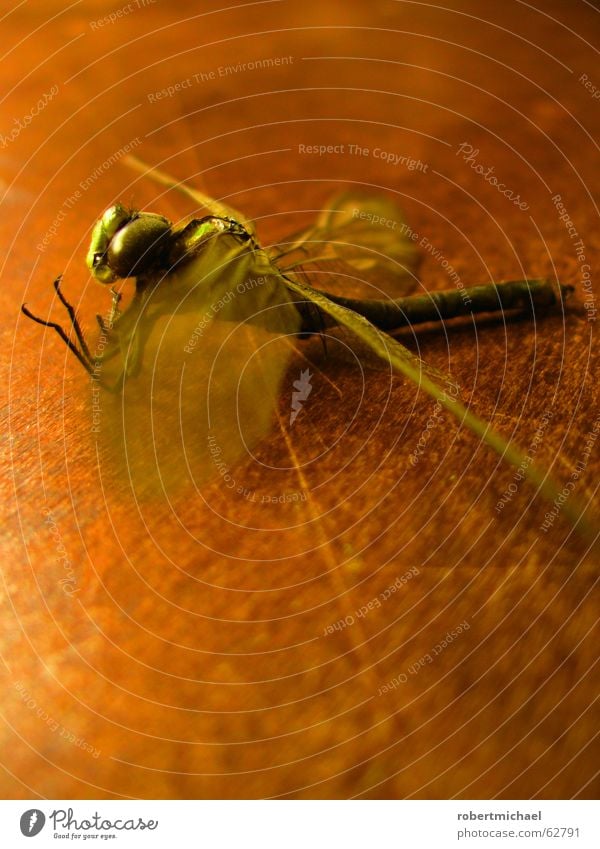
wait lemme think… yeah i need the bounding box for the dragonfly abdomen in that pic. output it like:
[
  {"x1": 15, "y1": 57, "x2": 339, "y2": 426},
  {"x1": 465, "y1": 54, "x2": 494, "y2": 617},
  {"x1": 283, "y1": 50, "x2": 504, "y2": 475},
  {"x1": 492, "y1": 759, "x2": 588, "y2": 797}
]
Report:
[{"x1": 308, "y1": 279, "x2": 572, "y2": 331}]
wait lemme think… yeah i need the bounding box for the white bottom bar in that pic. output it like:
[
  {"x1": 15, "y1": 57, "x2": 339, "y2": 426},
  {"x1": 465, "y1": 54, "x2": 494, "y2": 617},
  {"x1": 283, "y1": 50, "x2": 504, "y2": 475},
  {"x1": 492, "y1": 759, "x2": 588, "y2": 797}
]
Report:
[{"x1": 0, "y1": 800, "x2": 597, "y2": 848}]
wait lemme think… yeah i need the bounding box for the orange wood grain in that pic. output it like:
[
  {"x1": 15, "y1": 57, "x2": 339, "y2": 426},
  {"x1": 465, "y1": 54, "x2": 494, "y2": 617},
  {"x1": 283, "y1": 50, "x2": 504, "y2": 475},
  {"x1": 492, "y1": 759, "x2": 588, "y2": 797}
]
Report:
[{"x1": 1, "y1": 0, "x2": 598, "y2": 799}]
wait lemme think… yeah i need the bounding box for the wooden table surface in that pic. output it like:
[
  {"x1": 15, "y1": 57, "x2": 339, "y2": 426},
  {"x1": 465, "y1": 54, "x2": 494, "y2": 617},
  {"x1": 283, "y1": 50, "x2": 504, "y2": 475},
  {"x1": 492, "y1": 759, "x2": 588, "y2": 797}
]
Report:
[{"x1": 2, "y1": 0, "x2": 598, "y2": 799}]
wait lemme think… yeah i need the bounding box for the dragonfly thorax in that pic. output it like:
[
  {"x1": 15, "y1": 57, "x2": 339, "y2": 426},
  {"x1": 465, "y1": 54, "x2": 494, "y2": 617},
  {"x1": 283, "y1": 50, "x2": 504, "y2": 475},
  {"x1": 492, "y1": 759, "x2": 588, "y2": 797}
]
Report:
[{"x1": 86, "y1": 204, "x2": 172, "y2": 284}]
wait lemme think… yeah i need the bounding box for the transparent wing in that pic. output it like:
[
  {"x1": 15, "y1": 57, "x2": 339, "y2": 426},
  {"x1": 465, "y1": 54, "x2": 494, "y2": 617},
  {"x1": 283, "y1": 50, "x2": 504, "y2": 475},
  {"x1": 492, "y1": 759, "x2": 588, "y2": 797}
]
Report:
[
  {"x1": 282, "y1": 274, "x2": 596, "y2": 534},
  {"x1": 121, "y1": 158, "x2": 594, "y2": 537},
  {"x1": 97, "y1": 237, "x2": 300, "y2": 497},
  {"x1": 123, "y1": 154, "x2": 256, "y2": 235},
  {"x1": 272, "y1": 191, "x2": 420, "y2": 297}
]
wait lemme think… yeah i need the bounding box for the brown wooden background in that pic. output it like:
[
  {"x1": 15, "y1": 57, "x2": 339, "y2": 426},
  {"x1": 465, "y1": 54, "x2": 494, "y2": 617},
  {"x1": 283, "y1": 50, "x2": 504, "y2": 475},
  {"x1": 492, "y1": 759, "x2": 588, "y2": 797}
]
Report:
[{"x1": 2, "y1": 0, "x2": 598, "y2": 799}]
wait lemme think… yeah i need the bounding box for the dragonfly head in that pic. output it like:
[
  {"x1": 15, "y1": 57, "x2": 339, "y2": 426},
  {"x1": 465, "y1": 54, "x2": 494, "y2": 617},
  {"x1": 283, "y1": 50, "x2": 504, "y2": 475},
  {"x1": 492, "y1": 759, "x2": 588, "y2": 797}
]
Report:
[{"x1": 86, "y1": 204, "x2": 172, "y2": 284}]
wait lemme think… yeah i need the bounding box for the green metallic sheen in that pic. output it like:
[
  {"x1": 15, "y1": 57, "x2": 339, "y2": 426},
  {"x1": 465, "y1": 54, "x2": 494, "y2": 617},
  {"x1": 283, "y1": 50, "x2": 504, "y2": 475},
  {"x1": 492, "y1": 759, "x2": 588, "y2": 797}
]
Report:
[{"x1": 86, "y1": 203, "x2": 132, "y2": 284}]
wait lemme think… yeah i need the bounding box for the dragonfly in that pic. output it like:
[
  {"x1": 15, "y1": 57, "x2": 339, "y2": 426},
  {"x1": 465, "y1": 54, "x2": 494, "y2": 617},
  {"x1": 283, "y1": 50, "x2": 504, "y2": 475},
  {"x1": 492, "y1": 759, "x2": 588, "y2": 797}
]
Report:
[{"x1": 21, "y1": 155, "x2": 591, "y2": 538}]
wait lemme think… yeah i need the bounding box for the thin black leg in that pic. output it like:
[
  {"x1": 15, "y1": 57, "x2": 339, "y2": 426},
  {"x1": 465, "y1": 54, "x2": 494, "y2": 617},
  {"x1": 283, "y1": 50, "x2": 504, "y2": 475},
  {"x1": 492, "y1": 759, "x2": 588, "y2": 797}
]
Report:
[
  {"x1": 21, "y1": 304, "x2": 95, "y2": 377},
  {"x1": 52, "y1": 276, "x2": 92, "y2": 360}
]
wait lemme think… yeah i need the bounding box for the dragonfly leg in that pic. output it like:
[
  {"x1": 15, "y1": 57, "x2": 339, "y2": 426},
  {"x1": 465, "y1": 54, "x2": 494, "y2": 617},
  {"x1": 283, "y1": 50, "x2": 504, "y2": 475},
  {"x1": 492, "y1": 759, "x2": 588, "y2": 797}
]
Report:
[
  {"x1": 21, "y1": 302, "x2": 96, "y2": 378},
  {"x1": 108, "y1": 287, "x2": 122, "y2": 326},
  {"x1": 56, "y1": 276, "x2": 120, "y2": 376},
  {"x1": 22, "y1": 277, "x2": 118, "y2": 390},
  {"x1": 52, "y1": 275, "x2": 92, "y2": 360},
  {"x1": 293, "y1": 298, "x2": 328, "y2": 355},
  {"x1": 96, "y1": 314, "x2": 124, "y2": 361}
]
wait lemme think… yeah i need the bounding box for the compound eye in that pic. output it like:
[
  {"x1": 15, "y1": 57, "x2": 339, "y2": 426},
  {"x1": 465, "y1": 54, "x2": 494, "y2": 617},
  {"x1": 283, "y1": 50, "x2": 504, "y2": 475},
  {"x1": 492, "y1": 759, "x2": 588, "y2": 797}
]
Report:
[
  {"x1": 106, "y1": 214, "x2": 172, "y2": 279},
  {"x1": 87, "y1": 203, "x2": 134, "y2": 283}
]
